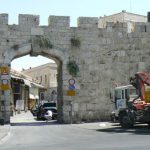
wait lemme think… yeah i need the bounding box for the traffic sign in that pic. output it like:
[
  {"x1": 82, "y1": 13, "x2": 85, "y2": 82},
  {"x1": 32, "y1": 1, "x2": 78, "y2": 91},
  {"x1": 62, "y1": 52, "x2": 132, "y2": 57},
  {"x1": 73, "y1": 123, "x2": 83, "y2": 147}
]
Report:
[
  {"x1": 67, "y1": 90, "x2": 76, "y2": 96},
  {"x1": 69, "y1": 84, "x2": 75, "y2": 90},
  {"x1": 67, "y1": 78, "x2": 76, "y2": 96}
]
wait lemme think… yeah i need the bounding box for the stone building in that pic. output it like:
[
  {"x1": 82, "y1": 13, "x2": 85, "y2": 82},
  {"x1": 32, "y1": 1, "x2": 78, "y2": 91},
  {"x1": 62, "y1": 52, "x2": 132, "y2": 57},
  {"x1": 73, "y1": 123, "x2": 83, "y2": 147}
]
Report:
[
  {"x1": 11, "y1": 69, "x2": 45, "y2": 114},
  {"x1": 99, "y1": 10, "x2": 147, "y2": 32},
  {"x1": 21, "y1": 63, "x2": 57, "y2": 102},
  {"x1": 0, "y1": 12, "x2": 150, "y2": 124}
]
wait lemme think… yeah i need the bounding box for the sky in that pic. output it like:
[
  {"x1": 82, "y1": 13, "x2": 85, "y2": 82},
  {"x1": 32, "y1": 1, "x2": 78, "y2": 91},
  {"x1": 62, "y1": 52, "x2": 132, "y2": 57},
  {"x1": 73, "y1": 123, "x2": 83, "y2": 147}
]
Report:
[{"x1": 0, "y1": 0, "x2": 149, "y2": 71}]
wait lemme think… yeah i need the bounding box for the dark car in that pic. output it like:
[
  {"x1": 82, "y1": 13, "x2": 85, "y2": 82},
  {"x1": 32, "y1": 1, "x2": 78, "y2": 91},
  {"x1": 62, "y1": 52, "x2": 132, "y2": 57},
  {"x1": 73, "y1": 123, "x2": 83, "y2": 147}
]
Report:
[{"x1": 36, "y1": 102, "x2": 57, "y2": 120}]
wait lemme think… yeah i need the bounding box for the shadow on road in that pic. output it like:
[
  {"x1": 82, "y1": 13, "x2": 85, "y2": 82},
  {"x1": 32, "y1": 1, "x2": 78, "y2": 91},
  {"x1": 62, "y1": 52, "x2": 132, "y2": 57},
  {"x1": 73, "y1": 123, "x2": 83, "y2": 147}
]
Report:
[
  {"x1": 11, "y1": 120, "x2": 59, "y2": 126},
  {"x1": 96, "y1": 123, "x2": 150, "y2": 135}
]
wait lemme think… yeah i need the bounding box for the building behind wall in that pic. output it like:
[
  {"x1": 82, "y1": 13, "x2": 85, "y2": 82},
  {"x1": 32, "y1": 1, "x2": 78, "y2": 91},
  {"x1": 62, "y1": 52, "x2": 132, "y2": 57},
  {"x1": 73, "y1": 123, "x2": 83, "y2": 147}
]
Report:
[
  {"x1": 99, "y1": 10, "x2": 147, "y2": 32},
  {"x1": 21, "y1": 63, "x2": 57, "y2": 102},
  {"x1": 11, "y1": 69, "x2": 45, "y2": 114}
]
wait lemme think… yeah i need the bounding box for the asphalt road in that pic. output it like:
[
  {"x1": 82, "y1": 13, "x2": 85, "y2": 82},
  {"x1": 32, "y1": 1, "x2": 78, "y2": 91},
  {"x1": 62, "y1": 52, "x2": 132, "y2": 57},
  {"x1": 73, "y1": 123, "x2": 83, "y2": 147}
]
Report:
[{"x1": 1, "y1": 112, "x2": 150, "y2": 150}]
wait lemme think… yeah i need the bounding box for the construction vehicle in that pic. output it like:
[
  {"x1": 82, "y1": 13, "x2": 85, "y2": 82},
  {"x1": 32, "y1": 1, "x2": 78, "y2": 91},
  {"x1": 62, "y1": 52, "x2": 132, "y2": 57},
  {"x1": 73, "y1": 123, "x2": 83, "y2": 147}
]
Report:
[
  {"x1": 113, "y1": 72, "x2": 150, "y2": 128},
  {"x1": 110, "y1": 85, "x2": 137, "y2": 122}
]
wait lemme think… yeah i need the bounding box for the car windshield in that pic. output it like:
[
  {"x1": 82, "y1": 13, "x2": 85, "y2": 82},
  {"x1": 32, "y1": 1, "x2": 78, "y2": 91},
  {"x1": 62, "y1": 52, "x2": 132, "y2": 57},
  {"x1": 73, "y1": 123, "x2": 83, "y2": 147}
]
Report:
[{"x1": 43, "y1": 103, "x2": 56, "y2": 107}]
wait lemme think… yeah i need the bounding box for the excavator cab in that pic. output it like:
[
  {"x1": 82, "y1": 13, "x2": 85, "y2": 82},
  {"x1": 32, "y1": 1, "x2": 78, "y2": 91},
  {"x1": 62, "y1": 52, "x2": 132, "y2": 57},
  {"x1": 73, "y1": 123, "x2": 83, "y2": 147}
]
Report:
[
  {"x1": 114, "y1": 85, "x2": 137, "y2": 108},
  {"x1": 111, "y1": 85, "x2": 137, "y2": 122}
]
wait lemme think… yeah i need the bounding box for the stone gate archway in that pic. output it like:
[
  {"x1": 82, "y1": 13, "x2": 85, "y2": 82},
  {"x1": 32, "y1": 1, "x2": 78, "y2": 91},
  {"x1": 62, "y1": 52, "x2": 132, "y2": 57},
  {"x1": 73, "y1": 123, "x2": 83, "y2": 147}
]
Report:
[{"x1": 2, "y1": 43, "x2": 66, "y2": 124}]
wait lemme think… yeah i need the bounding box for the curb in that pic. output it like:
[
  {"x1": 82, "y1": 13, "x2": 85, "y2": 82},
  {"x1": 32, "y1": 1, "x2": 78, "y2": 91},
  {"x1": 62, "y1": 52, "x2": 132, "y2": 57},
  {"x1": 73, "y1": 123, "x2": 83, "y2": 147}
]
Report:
[{"x1": 0, "y1": 125, "x2": 11, "y2": 144}]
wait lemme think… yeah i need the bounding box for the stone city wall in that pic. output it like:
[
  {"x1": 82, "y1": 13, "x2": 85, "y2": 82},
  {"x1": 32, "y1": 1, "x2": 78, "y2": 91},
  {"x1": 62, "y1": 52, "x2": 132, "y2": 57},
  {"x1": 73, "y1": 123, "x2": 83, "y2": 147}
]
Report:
[{"x1": 0, "y1": 14, "x2": 150, "y2": 123}]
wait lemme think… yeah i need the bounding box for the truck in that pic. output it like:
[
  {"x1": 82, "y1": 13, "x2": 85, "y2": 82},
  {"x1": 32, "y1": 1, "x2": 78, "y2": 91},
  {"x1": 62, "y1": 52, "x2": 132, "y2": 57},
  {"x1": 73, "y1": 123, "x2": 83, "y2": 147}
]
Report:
[{"x1": 112, "y1": 72, "x2": 150, "y2": 128}]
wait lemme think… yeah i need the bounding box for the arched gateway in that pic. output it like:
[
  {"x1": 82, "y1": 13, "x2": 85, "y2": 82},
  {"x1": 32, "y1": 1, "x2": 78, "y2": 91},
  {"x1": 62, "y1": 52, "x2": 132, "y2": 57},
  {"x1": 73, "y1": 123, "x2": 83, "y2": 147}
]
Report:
[
  {"x1": 0, "y1": 13, "x2": 150, "y2": 124},
  {"x1": 3, "y1": 43, "x2": 64, "y2": 123}
]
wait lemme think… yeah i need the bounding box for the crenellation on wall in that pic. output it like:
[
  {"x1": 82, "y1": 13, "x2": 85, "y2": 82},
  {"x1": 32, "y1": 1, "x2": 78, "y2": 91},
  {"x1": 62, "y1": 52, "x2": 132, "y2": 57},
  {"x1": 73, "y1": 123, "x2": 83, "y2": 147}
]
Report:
[
  {"x1": 145, "y1": 23, "x2": 150, "y2": 32},
  {"x1": 0, "y1": 13, "x2": 8, "y2": 25},
  {"x1": 0, "y1": 14, "x2": 148, "y2": 33},
  {"x1": 19, "y1": 14, "x2": 39, "y2": 27},
  {"x1": 48, "y1": 16, "x2": 70, "y2": 28},
  {"x1": 0, "y1": 13, "x2": 148, "y2": 33},
  {"x1": 134, "y1": 22, "x2": 146, "y2": 32},
  {"x1": 133, "y1": 22, "x2": 150, "y2": 33},
  {"x1": 77, "y1": 17, "x2": 98, "y2": 28}
]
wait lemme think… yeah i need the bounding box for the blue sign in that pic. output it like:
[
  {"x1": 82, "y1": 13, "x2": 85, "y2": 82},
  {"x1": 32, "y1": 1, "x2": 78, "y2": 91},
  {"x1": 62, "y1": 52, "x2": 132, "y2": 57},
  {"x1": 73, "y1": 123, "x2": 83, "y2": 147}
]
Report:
[{"x1": 69, "y1": 84, "x2": 75, "y2": 90}]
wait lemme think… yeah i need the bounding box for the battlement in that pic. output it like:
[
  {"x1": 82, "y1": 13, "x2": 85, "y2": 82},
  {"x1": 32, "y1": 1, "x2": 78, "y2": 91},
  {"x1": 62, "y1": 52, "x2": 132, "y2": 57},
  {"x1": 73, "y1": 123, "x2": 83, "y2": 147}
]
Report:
[
  {"x1": 134, "y1": 22, "x2": 150, "y2": 32},
  {"x1": 0, "y1": 14, "x2": 100, "y2": 29},
  {"x1": 0, "y1": 14, "x2": 8, "y2": 25},
  {"x1": 1, "y1": 13, "x2": 150, "y2": 33},
  {"x1": 77, "y1": 17, "x2": 98, "y2": 28},
  {"x1": 48, "y1": 16, "x2": 70, "y2": 28},
  {"x1": 19, "y1": 14, "x2": 39, "y2": 27}
]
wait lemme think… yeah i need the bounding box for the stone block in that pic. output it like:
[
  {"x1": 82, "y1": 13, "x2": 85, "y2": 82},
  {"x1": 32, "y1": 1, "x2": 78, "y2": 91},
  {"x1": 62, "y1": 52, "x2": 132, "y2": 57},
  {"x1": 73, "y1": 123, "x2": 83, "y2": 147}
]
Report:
[
  {"x1": 1, "y1": 106, "x2": 4, "y2": 111},
  {"x1": 73, "y1": 103, "x2": 78, "y2": 111},
  {"x1": 138, "y1": 62, "x2": 145, "y2": 71},
  {"x1": 63, "y1": 111, "x2": 70, "y2": 123},
  {"x1": 0, "y1": 95, "x2": 5, "y2": 101},
  {"x1": 79, "y1": 103, "x2": 86, "y2": 111},
  {"x1": 31, "y1": 27, "x2": 44, "y2": 35},
  {"x1": 86, "y1": 103, "x2": 95, "y2": 111},
  {"x1": 63, "y1": 105, "x2": 71, "y2": 112}
]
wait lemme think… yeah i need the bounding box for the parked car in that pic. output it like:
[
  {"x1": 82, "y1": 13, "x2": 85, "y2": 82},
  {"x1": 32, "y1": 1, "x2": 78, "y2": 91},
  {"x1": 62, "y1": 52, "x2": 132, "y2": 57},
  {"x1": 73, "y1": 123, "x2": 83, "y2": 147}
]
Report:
[{"x1": 36, "y1": 102, "x2": 57, "y2": 120}]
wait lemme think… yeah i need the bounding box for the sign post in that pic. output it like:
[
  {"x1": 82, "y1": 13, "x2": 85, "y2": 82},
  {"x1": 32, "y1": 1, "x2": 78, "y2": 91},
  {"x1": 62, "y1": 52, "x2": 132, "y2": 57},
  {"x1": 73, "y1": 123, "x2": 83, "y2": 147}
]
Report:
[
  {"x1": 67, "y1": 78, "x2": 76, "y2": 96},
  {"x1": 0, "y1": 65, "x2": 10, "y2": 90},
  {"x1": 67, "y1": 78, "x2": 76, "y2": 124},
  {"x1": 0, "y1": 64, "x2": 11, "y2": 124}
]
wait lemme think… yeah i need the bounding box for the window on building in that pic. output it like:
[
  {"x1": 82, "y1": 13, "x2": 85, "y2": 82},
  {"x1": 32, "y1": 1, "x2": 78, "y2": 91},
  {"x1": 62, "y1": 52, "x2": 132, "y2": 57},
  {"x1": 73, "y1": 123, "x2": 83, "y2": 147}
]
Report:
[
  {"x1": 13, "y1": 82, "x2": 21, "y2": 107},
  {"x1": 45, "y1": 75, "x2": 47, "y2": 84},
  {"x1": 14, "y1": 83, "x2": 20, "y2": 94}
]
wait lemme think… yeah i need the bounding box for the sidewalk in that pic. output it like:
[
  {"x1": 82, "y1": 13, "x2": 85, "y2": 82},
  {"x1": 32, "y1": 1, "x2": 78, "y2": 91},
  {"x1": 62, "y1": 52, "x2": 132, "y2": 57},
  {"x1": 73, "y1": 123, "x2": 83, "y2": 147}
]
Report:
[
  {"x1": 0, "y1": 124, "x2": 10, "y2": 144},
  {"x1": 10, "y1": 111, "x2": 37, "y2": 123},
  {"x1": 0, "y1": 111, "x2": 34, "y2": 144}
]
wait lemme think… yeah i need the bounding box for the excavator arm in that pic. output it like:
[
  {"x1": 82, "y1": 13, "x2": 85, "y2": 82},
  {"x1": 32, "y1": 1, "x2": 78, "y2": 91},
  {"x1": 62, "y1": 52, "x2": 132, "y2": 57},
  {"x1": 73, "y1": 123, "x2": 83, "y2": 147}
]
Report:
[{"x1": 130, "y1": 72, "x2": 150, "y2": 101}]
